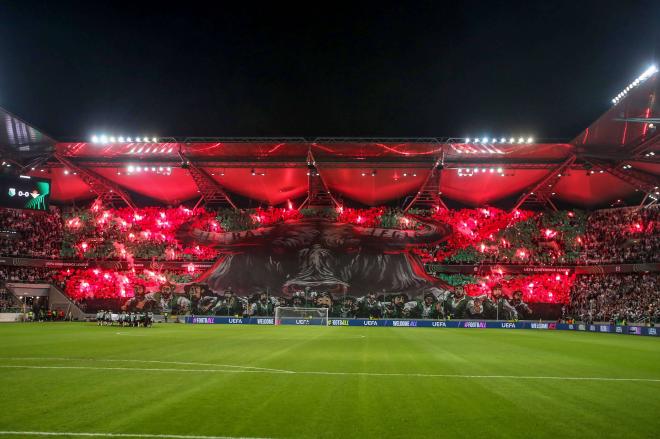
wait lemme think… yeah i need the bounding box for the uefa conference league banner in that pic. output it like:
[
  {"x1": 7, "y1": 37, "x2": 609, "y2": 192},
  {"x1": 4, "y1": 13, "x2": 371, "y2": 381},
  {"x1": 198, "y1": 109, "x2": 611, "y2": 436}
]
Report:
[
  {"x1": 425, "y1": 263, "x2": 660, "y2": 275},
  {"x1": 184, "y1": 316, "x2": 659, "y2": 337},
  {"x1": 0, "y1": 257, "x2": 215, "y2": 272}
]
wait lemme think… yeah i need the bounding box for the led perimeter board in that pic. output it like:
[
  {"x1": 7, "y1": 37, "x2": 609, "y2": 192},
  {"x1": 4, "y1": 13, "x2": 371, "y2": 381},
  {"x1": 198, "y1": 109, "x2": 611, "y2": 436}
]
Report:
[{"x1": 0, "y1": 175, "x2": 51, "y2": 211}]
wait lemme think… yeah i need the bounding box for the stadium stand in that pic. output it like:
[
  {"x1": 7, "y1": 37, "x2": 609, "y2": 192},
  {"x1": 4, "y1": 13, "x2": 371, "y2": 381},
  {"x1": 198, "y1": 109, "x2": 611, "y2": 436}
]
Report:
[
  {"x1": 568, "y1": 274, "x2": 659, "y2": 324},
  {"x1": 0, "y1": 205, "x2": 657, "y2": 323}
]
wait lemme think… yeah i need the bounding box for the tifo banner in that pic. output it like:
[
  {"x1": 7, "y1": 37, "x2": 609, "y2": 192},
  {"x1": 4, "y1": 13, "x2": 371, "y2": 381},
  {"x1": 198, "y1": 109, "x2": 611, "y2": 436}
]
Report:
[
  {"x1": 184, "y1": 316, "x2": 659, "y2": 337},
  {"x1": 180, "y1": 217, "x2": 452, "y2": 297}
]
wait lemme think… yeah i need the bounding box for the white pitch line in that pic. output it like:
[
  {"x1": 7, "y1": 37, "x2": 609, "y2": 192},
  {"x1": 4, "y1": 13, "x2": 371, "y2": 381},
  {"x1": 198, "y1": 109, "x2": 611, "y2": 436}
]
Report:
[
  {"x1": 0, "y1": 431, "x2": 270, "y2": 439},
  {"x1": 1, "y1": 364, "x2": 659, "y2": 383},
  {"x1": 1, "y1": 357, "x2": 293, "y2": 374}
]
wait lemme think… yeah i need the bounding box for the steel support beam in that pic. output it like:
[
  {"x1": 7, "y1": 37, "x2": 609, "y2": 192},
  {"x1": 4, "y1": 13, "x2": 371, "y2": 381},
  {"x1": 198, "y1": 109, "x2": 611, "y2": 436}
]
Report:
[
  {"x1": 586, "y1": 158, "x2": 659, "y2": 194},
  {"x1": 184, "y1": 160, "x2": 237, "y2": 210},
  {"x1": 512, "y1": 155, "x2": 577, "y2": 211},
  {"x1": 629, "y1": 130, "x2": 660, "y2": 157},
  {"x1": 298, "y1": 150, "x2": 340, "y2": 209},
  {"x1": 404, "y1": 155, "x2": 447, "y2": 212},
  {"x1": 54, "y1": 153, "x2": 136, "y2": 209}
]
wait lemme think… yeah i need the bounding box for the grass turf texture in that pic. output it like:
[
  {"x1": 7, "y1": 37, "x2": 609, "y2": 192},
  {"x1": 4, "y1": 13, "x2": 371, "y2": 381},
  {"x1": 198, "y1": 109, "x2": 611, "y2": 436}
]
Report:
[{"x1": 0, "y1": 324, "x2": 658, "y2": 439}]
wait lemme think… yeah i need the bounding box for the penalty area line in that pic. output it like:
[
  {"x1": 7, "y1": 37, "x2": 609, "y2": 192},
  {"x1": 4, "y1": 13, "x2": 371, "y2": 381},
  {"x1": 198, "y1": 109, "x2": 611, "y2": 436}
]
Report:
[
  {"x1": 0, "y1": 364, "x2": 659, "y2": 383},
  {"x1": 0, "y1": 432, "x2": 271, "y2": 439}
]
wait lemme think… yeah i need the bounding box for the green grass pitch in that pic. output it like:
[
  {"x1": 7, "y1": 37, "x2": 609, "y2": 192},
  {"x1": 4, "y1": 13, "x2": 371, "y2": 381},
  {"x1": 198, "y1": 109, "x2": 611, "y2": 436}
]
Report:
[{"x1": 0, "y1": 323, "x2": 658, "y2": 439}]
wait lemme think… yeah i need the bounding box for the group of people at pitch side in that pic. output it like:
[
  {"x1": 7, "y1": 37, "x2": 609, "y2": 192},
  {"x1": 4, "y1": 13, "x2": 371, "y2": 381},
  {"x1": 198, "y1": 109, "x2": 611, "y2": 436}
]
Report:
[
  {"x1": 122, "y1": 281, "x2": 533, "y2": 320},
  {"x1": 96, "y1": 310, "x2": 154, "y2": 327},
  {"x1": 22, "y1": 308, "x2": 72, "y2": 322}
]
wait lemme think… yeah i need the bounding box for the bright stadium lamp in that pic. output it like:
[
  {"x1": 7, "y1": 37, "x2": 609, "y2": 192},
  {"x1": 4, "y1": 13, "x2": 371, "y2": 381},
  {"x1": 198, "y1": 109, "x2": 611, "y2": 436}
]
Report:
[
  {"x1": 100, "y1": 135, "x2": 108, "y2": 143},
  {"x1": 527, "y1": 137, "x2": 534, "y2": 143},
  {"x1": 91, "y1": 135, "x2": 99, "y2": 143},
  {"x1": 518, "y1": 137, "x2": 524, "y2": 143},
  {"x1": 109, "y1": 136, "x2": 116, "y2": 143},
  {"x1": 611, "y1": 64, "x2": 658, "y2": 105}
]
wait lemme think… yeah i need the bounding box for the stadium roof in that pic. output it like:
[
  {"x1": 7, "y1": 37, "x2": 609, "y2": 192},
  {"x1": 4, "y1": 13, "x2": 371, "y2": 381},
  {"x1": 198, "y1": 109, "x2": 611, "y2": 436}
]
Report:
[{"x1": 1, "y1": 69, "x2": 659, "y2": 210}]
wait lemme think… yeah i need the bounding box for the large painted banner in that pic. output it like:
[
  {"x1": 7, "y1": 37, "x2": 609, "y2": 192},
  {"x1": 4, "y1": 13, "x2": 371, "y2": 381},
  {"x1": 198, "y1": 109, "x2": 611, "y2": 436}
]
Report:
[{"x1": 180, "y1": 216, "x2": 452, "y2": 298}]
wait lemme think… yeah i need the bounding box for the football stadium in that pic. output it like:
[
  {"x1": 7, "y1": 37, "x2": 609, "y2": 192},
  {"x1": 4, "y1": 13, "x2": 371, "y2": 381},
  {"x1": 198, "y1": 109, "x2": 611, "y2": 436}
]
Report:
[{"x1": 1, "y1": 4, "x2": 659, "y2": 439}]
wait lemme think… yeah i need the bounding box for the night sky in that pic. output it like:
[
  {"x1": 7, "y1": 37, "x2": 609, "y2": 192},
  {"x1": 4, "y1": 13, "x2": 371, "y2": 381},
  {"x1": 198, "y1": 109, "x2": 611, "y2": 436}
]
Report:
[{"x1": 0, "y1": 1, "x2": 658, "y2": 141}]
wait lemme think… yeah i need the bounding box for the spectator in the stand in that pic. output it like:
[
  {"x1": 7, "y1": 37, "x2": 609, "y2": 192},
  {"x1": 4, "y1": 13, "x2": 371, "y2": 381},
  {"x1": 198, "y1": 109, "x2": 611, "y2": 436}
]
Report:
[
  {"x1": 581, "y1": 208, "x2": 659, "y2": 264},
  {"x1": 568, "y1": 274, "x2": 659, "y2": 324},
  {"x1": 0, "y1": 207, "x2": 63, "y2": 258},
  {"x1": 417, "y1": 206, "x2": 658, "y2": 266}
]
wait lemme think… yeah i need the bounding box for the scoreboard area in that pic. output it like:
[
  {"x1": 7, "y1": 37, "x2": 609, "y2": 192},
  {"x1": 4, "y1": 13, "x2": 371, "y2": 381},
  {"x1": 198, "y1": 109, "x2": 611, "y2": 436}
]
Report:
[{"x1": 0, "y1": 175, "x2": 50, "y2": 211}]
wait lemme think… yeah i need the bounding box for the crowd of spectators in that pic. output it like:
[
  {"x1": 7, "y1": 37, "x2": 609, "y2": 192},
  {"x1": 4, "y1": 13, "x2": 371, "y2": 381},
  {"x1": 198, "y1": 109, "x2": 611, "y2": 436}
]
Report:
[
  {"x1": 0, "y1": 205, "x2": 657, "y2": 266},
  {"x1": 0, "y1": 205, "x2": 658, "y2": 319},
  {"x1": 0, "y1": 289, "x2": 18, "y2": 311},
  {"x1": 0, "y1": 266, "x2": 61, "y2": 283},
  {"x1": 580, "y1": 208, "x2": 660, "y2": 264},
  {"x1": 568, "y1": 274, "x2": 659, "y2": 324},
  {"x1": 0, "y1": 263, "x2": 657, "y2": 322},
  {"x1": 0, "y1": 207, "x2": 63, "y2": 258},
  {"x1": 420, "y1": 207, "x2": 659, "y2": 266}
]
